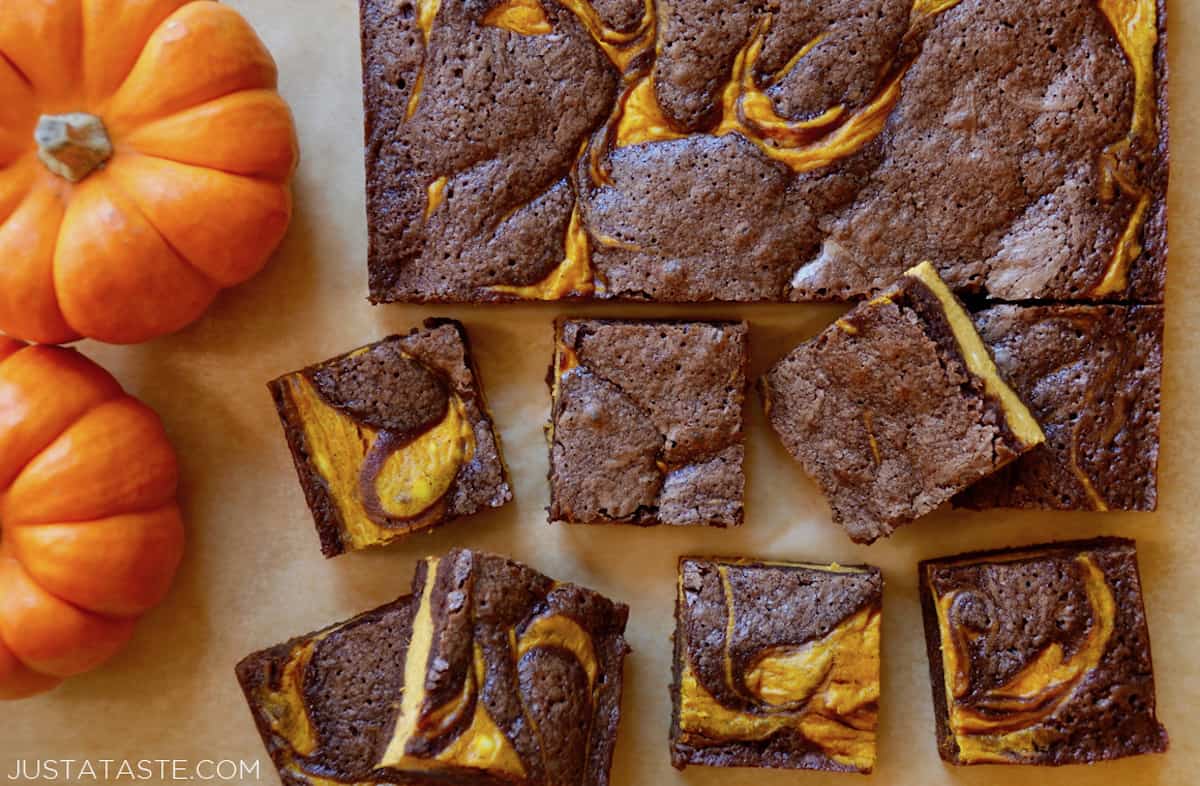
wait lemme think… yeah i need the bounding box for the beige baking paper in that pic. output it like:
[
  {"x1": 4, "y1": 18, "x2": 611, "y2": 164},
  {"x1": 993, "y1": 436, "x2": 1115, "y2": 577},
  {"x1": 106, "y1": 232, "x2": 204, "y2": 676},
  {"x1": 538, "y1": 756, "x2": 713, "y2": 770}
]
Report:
[{"x1": 6, "y1": 1, "x2": 1198, "y2": 784}]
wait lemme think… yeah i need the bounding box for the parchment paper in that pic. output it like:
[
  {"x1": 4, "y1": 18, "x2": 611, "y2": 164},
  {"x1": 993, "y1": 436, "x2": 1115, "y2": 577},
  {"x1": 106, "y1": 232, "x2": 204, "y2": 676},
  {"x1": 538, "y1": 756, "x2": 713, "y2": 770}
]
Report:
[{"x1": 7, "y1": 1, "x2": 1198, "y2": 784}]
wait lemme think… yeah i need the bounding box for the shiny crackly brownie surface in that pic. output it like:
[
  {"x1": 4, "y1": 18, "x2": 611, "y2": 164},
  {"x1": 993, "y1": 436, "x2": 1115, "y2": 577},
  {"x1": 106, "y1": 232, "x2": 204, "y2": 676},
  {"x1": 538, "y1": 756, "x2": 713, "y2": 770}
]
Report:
[
  {"x1": 269, "y1": 321, "x2": 510, "y2": 556},
  {"x1": 762, "y1": 263, "x2": 1042, "y2": 544},
  {"x1": 548, "y1": 319, "x2": 747, "y2": 526},
  {"x1": 362, "y1": 0, "x2": 1164, "y2": 303},
  {"x1": 956, "y1": 304, "x2": 1162, "y2": 511},
  {"x1": 238, "y1": 549, "x2": 631, "y2": 786},
  {"x1": 919, "y1": 538, "x2": 1168, "y2": 765},
  {"x1": 670, "y1": 558, "x2": 883, "y2": 772}
]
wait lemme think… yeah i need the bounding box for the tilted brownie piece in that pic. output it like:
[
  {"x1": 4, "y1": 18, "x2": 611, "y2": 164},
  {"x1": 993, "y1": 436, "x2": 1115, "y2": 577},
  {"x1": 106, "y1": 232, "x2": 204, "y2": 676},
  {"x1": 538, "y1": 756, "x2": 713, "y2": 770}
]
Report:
[
  {"x1": 919, "y1": 537, "x2": 1169, "y2": 765},
  {"x1": 269, "y1": 319, "x2": 510, "y2": 556},
  {"x1": 670, "y1": 557, "x2": 883, "y2": 773},
  {"x1": 548, "y1": 319, "x2": 748, "y2": 526},
  {"x1": 956, "y1": 305, "x2": 1163, "y2": 511},
  {"x1": 362, "y1": 0, "x2": 1165, "y2": 304},
  {"x1": 762, "y1": 262, "x2": 1044, "y2": 543},
  {"x1": 236, "y1": 596, "x2": 418, "y2": 785},
  {"x1": 237, "y1": 548, "x2": 631, "y2": 786}
]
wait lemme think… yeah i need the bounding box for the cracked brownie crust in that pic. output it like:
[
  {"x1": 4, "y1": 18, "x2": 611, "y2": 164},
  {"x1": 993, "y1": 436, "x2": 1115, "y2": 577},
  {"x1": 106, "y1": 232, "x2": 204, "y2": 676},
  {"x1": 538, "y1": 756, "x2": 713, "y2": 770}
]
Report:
[
  {"x1": 361, "y1": 0, "x2": 1166, "y2": 304},
  {"x1": 548, "y1": 319, "x2": 747, "y2": 526},
  {"x1": 919, "y1": 537, "x2": 1168, "y2": 766},
  {"x1": 956, "y1": 304, "x2": 1162, "y2": 511},
  {"x1": 762, "y1": 264, "x2": 1043, "y2": 543}
]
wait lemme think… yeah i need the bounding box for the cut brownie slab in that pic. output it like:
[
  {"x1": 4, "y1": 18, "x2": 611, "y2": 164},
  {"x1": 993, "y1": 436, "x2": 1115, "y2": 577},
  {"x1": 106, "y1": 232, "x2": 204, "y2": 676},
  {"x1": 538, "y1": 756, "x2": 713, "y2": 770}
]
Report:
[
  {"x1": 956, "y1": 304, "x2": 1163, "y2": 511},
  {"x1": 670, "y1": 557, "x2": 883, "y2": 773},
  {"x1": 762, "y1": 262, "x2": 1044, "y2": 543},
  {"x1": 548, "y1": 319, "x2": 747, "y2": 526},
  {"x1": 919, "y1": 537, "x2": 1169, "y2": 765},
  {"x1": 237, "y1": 548, "x2": 631, "y2": 785},
  {"x1": 361, "y1": 0, "x2": 1165, "y2": 303},
  {"x1": 269, "y1": 319, "x2": 510, "y2": 556}
]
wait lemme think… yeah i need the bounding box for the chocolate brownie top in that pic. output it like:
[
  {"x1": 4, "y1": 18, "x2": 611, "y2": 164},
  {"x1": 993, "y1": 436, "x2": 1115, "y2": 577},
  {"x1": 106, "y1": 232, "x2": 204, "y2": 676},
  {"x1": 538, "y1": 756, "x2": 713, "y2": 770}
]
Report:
[
  {"x1": 382, "y1": 548, "x2": 631, "y2": 786},
  {"x1": 671, "y1": 558, "x2": 882, "y2": 772},
  {"x1": 396, "y1": 320, "x2": 511, "y2": 519},
  {"x1": 919, "y1": 537, "x2": 1168, "y2": 765},
  {"x1": 956, "y1": 304, "x2": 1162, "y2": 511},
  {"x1": 762, "y1": 264, "x2": 1042, "y2": 543},
  {"x1": 235, "y1": 596, "x2": 418, "y2": 784},
  {"x1": 363, "y1": 0, "x2": 1165, "y2": 303},
  {"x1": 549, "y1": 319, "x2": 747, "y2": 526},
  {"x1": 312, "y1": 338, "x2": 449, "y2": 436},
  {"x1": 269, "y1": 318, "x2": 510, "y2": 556}
]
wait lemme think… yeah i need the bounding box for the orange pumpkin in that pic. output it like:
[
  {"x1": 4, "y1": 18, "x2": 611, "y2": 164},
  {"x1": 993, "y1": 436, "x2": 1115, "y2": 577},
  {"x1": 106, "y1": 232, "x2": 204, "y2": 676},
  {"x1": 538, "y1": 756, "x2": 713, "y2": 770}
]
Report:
[
  {"x1": 0, "y1": 338, "x2": 184, "y2": 699},
  {"x1": 0, "y1": 0, "x2": 298, "y2": 345}
]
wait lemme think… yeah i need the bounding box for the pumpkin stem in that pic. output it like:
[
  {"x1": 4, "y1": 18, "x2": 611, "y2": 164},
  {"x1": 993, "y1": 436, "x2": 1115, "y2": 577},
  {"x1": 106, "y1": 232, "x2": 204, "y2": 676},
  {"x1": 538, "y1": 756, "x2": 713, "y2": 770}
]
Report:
[{"x1": 34, "y1": 113, "x2": 113, "y2": 183}]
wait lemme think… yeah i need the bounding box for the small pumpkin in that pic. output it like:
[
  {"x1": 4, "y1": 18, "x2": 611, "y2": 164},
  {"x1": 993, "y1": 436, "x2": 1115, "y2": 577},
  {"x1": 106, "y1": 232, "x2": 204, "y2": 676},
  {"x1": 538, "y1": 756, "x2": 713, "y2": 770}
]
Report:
[
  {"x1": 0, "y1": 338, "x2": 184, "y2": 699},
  {"x1": 0, "y1": 0, "x2": 299, "y2": 345}
]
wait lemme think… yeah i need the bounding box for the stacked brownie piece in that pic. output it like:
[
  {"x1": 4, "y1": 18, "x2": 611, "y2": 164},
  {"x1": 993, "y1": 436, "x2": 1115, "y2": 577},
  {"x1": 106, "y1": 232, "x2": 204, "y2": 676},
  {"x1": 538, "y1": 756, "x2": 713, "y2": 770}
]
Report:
[
  {"x1": 762, "y1": 262, "x2": 1046, "y2": 542},
  {"x1": 238, "y1": 549, "x2": 630, "y2": 785}
]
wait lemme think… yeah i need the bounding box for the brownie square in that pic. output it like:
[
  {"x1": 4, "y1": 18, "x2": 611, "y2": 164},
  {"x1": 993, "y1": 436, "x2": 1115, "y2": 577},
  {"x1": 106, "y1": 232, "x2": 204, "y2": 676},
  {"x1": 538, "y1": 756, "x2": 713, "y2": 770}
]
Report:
[
  {"x1": 361, "y1": 0, "x2": 1165, "y2": 304},
  {"x1": 762, "y1": 262, "x2": 1044, "y2": 543},
  {"x1": 918, "y1": 537, "x2": 1169, "y2": 765},
  {"x1": 269, "y1": 319, "x2": 510, "y2": 556},
  {"x1": 237, "y1": 548, "x2": 631, "y2": 785},
  {"x1": 956, "y1": 304, "x2": 1163, "y2": 511},
  {"x1": 548, "y1": 319, "x2": 748, "y2": 526},
  {"x1": 670, "y1": 557, "x2": 883, "y2": 773}
]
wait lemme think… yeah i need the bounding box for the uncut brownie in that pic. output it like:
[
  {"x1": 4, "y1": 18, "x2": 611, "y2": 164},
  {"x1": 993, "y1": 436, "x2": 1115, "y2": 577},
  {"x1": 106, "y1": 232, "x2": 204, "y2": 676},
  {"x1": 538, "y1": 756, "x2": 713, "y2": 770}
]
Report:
[
  {"x1": 548, "y1": 319, "x2": 747, "y2": 526},
  {"x1": 269, "y1": 319, "x2": 510, "y2": 556},
  {"x1": 956, "y1": 304, "x2": 1163, "y2": 511},
  {"x1": 919, "y1": 537, "x2": 1168, "y2": 765},
  {"x1": 361, "y1": 0, "x2": 1165, "y2": 303},
  {"x1": 670, "y1": 557, "x2": 883, "y2": 773},
  {"x1": 762, "y1": 262, "x2": 1044, "y2": 543},
  {"x1": 237, "y1": 547, "x2": 631, "y2": 785}
]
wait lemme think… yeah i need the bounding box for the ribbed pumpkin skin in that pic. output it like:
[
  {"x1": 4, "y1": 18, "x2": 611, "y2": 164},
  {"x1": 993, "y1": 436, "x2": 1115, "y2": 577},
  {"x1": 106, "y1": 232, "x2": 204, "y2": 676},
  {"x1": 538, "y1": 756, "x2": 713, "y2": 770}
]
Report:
[
  {"x1": 0, "y1": 0, "x2": 299, "y2": 345},
  {"x1": 0, "y1": 340, "x2": 184, "y2": 698}
]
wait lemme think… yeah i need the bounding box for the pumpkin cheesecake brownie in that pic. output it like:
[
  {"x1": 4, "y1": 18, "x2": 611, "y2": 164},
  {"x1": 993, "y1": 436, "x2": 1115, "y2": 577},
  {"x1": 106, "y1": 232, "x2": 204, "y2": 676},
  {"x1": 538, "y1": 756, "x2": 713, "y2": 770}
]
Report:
[
  {"x1": 918, "y1": 537, "x2": 1168, "y2": 765},
  {"x1": 236, "y1": 548, "x2": 631, "y2": 786},
  {"x1": 956, "y1": 304, "x2": 1163, "y2": 511},
  {"x1": 762, "y1": 262, "x2": 1044, "y2": 543},
  {"x1": 360, "y1": 0, "x2": 1166, "y2": 303},
  {"x1": 670, "y1": 557, "x2": 883, "y2": 773},
  {"x1": 548, "y1": 319, "x2": 748, "y2": 526},
  {"x1": 268, "y1": 319, "x2": 510, "y2": 556}
]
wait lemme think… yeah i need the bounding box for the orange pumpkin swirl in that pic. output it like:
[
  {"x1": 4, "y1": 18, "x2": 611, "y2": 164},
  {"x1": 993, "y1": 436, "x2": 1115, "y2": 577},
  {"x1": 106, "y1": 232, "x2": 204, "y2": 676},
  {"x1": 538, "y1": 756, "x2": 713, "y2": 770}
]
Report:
[
  {"x1": 0, "y1": 0, "x2": 299, "y2": 344},
  {"x1": 0, "y1": 339, "x2": 185, "y2": 699}
]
